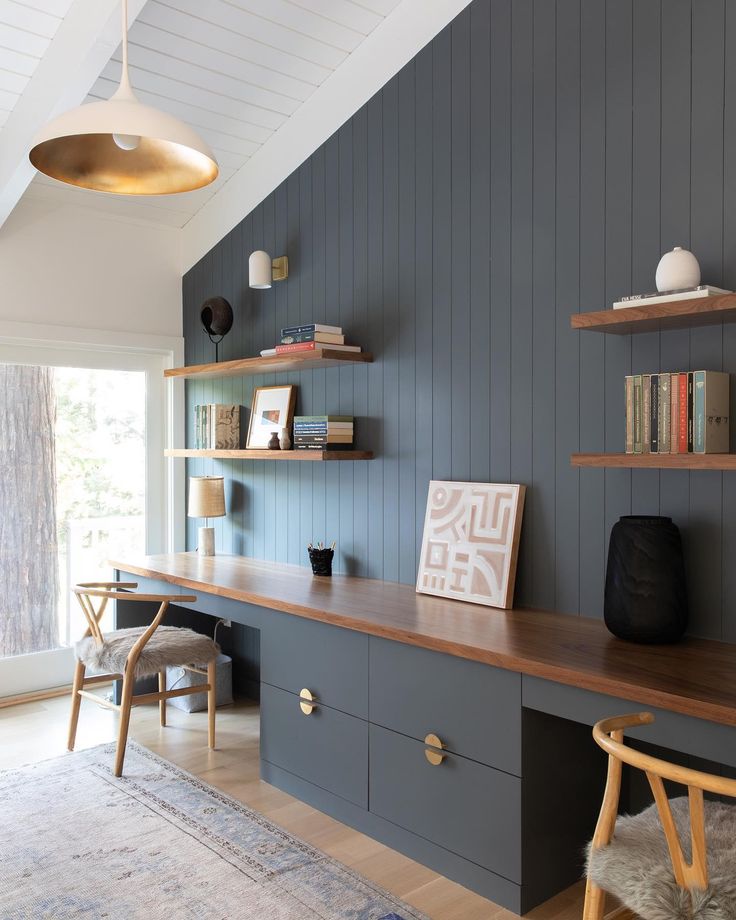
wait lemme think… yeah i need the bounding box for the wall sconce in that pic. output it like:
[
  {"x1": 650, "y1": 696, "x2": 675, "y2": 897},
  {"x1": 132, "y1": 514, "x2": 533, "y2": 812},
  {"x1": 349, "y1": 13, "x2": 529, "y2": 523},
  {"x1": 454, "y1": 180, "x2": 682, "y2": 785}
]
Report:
[{"x1": 249, "y1": 250, "x2": 289, "y2": 289}]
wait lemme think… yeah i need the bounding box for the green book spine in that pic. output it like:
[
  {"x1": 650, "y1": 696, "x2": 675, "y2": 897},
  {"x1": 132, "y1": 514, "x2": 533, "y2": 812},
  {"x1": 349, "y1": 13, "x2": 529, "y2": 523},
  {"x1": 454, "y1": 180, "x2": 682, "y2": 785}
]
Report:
[
  {"x1": 650, "y1": 374, "x2": 659, "y2": 453},
  {"x1": 694, "y1": 371, "x2": 706, "y2": 453},
  {"x1": 625, "y1": 376, "x2": 634, "y2": 454}
]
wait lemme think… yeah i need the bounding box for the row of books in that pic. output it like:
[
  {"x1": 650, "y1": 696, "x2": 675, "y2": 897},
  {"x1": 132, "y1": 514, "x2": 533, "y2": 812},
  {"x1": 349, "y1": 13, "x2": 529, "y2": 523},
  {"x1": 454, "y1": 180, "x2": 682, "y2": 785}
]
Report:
[
  {"x1": 194, "y1": 404, "x2": 240, "y2": 450},
  {"x1": 624, "y1": 371, "x2": 729, "y2": 454},
  {"x1": 260, "y1": 323, "x2": 361, "y2": 358},
  {"x1": 293, "y1": 415, "x2": 354, "y2": 450},
  {"x1": 613, "y1": 285, "x2": 729, "y2": 310}
]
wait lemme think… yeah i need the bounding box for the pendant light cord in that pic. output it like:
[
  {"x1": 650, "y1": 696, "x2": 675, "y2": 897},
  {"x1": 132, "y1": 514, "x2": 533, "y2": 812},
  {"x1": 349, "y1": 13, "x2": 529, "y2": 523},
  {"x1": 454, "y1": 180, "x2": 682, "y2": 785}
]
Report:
[{"x1": 119, "y1": 0, "x2": 132, "y2": 96}]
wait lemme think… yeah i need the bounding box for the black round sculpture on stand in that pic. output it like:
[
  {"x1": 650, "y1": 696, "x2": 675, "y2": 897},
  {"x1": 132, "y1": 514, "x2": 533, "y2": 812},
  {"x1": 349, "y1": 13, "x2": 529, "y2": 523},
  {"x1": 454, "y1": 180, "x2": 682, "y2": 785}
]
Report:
[
  {"x1": 200, "y1": 297, "x2": 233, "y2": 362},
  {"x1": 604, "y1": 515, "x2": 688, "y2": 644}
]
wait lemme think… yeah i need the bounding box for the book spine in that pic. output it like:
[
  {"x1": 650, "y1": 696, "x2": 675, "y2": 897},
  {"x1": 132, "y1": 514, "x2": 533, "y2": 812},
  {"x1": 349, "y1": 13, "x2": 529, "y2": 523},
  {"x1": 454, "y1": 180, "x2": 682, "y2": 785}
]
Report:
[
  {"x1": 687, "y1": 372, "x2": 694, "y2": 452},
  {"x1": 281, "y1": 332, "x2": 317, "y2": 344},
  {"x1": 650, "y1": 374, "x2": 659, "y2": 453},
  {"x1": 625, "y1": 377, "x2": 634, "y2": 454},
  {"x1": 702, "y1": 371, "x2": 730, "y2": 453},
  {"x1": 643, "y1": 375, "x2": 651, "y2": 453},
  {"x1": 194, "y1": 405, "x2": 200, "y2": 450},
  {"x1": 280, "y1": 332, "x2": 344, "y2": 345},
  {"x1": 294, "y1": 416, "x2": 354, "y2": 422},
  {"x1": 293, "y1": 435, "x2": 354, "y2": 442},
  {"x1": 633, "y1": 375, "x2": 643, "y2": 453},
  {"x1": 670, "y1": 375, "x2": 679, "y2": 453},
  {"x1": 275, "y1": 342, "x2": 317, "y2": 354},
  {"x1": 694, "y1": 371, "x2": 706, "y2": 453},
  {"x1": 678, "y1": 373, "x2": 688, "y2": 453},
  {"x1": 280, "y1": 324, "x2": 317, "y2": 335},
  {"x1": 658, "y1": 374, "x2": 670, "y2": 454},
  {"x1": 294, "y1": 443, "x2": 352, "y2": 450}
]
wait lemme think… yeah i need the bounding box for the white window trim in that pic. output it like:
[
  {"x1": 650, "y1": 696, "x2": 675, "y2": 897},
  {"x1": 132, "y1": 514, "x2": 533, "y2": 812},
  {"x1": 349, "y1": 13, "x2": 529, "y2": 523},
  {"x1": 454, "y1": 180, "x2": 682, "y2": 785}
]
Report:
[{"x1": 0, "y1": 320, "x2": 185, "y2": 697}]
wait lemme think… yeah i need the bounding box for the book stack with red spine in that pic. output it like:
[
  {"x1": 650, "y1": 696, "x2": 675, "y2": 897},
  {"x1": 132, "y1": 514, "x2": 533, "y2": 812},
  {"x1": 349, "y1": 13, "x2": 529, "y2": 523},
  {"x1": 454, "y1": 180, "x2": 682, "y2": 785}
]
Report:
[
  {"x1": 624, "y1": 371, "x2": 729, "y2": 455},
  {"x1": 260, "y1": 323, "x2": 361, "y2": 358}
]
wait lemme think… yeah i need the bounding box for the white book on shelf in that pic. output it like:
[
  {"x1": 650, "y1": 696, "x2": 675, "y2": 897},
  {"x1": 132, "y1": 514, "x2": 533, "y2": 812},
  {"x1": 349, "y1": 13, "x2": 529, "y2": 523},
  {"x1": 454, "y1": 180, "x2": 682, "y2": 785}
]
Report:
[{"x1": 612, "y1": 285, "x2": 731, "y2": 310}]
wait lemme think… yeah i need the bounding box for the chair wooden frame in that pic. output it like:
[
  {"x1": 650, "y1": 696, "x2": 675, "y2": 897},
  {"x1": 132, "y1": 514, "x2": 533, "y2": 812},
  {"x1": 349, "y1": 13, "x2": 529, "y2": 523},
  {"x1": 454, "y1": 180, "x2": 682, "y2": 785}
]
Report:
[
  {"x1": 583, "y1": 712, "x2": 736, "y2": 920},
  {"x1": 68, "y1": 582, "x2": 216, "y2": 777}
]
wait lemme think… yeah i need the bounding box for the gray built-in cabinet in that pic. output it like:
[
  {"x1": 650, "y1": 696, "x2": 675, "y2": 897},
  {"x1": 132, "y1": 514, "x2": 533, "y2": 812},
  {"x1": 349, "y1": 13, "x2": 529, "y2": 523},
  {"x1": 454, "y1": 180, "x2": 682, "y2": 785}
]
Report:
[{"x1": 116, "y1": 585, "x2": 605, "y2": 914}]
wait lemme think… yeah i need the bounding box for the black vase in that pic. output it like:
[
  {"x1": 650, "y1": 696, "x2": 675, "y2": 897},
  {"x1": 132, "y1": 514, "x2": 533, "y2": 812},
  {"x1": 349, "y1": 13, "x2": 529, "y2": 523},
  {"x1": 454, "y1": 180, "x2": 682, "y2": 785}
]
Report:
[{"x1": 604, "y1": 515, "x2": 688, "y2": 644}]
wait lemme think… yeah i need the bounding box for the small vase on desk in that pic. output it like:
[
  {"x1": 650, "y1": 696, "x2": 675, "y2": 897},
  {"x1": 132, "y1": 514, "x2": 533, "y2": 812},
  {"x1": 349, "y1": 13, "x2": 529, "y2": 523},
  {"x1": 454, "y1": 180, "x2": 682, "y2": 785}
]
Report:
[
  {"x1": 279, "y1": 427, "x2": 292, "y2": 450},
  {"x1": 604, "y1": 515, "x2": 688, "y2": 644}
]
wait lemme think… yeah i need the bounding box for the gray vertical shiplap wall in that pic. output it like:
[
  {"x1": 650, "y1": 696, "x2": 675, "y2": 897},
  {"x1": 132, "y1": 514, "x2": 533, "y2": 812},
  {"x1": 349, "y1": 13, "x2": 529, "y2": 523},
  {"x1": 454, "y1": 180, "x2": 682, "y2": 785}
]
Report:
[{"x1": 183, "y1": 0, "x2": 736, "y2": 641}]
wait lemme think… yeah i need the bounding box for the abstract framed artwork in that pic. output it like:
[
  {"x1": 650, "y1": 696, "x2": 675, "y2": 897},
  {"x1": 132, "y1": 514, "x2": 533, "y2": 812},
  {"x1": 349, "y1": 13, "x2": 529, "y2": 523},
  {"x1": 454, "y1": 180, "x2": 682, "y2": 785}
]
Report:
[
  {"x1": 416, "y1": 480, "x2": 526, "y2": 610},
  {"x1": 245, "y1": 385, "x2": 296, "y2": 449}
]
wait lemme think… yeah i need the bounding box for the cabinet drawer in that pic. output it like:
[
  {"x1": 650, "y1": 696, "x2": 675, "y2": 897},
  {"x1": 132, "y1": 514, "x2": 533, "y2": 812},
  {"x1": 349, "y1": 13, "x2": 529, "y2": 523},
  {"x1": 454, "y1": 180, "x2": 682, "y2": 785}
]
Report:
[
  {"x1": 260, "y1": 683, "x2": 368, "y2": 807},
  {"x1": 369, "y1": 724, "x2": 521, "y2": 883},
  {"x1": 369, "y1": 637, "x2": 521, "y2": 775},
  {"x1": 261, "y1": 612, "x2": 368, "y2": 718}
]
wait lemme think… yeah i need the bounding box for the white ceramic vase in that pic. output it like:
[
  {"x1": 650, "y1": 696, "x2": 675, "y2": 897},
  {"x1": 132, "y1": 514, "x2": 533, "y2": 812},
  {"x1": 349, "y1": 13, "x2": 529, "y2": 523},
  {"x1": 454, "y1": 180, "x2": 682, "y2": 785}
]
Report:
[
  {"x1": 279, "y1": 427, "x2": 292, "y2": 450},
  {"x1": 655, "y1": 246, "x2": 700, "y2": 292}
]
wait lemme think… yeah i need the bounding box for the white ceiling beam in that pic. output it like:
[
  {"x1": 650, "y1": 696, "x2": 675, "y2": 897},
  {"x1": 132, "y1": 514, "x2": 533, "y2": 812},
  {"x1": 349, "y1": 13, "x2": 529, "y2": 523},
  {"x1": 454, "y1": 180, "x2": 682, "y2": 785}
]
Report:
[
  {"x1": 0, "y1": 0, "x2": 147, "y2": 229},
  {"x1": 181, "y1": 0, "x2": 473, "y2": 273}
]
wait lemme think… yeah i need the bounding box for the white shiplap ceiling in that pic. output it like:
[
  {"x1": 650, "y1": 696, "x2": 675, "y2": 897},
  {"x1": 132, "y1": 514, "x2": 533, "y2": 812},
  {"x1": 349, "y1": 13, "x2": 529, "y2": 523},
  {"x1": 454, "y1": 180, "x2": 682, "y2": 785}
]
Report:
[
  {"x1": 0, "y1": 0, "x2": 76, "y2": 129},
  {"x1": 18, "y1": 0, "x2": 402, "y2": 230}
]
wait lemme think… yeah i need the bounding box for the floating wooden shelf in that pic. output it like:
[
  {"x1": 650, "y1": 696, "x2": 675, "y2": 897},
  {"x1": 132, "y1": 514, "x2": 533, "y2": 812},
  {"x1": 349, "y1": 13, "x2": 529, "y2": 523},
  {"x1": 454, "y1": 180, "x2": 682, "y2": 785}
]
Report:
[
  {"x1": 166, "y1": 448, "x2": 373, "y2": 461},
  {"x1": 165, "y1": 350, "x2": 373, "y2": 380},
  {"x1": 571, "y1": 293, "x2": 736, "y2": 334},
  {"x1": 571, "y1": 452, "x2": 736, "y2": 470}
]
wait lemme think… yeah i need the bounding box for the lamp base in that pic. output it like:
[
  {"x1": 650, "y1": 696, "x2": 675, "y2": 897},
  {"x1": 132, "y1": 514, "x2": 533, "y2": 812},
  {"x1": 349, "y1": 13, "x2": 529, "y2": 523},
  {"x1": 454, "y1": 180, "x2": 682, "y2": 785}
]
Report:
[{"x1": 198, "y1": 526, "x2": 215, "y2": 556}]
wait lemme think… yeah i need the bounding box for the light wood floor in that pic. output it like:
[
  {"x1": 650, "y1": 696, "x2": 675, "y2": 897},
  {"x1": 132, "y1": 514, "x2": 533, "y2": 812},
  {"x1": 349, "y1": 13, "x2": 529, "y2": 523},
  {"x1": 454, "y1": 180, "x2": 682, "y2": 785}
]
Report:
[{"x1": 0, "y1": 692, "x2": 586, "y2": 920}]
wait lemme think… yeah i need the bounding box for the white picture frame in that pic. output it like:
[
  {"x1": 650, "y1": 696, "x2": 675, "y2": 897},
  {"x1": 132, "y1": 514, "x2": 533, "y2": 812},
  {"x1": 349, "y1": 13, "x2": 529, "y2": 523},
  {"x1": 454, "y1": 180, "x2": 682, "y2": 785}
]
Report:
[{"x1": 245, "y1": 385, "x2": 296, "y2": 449}]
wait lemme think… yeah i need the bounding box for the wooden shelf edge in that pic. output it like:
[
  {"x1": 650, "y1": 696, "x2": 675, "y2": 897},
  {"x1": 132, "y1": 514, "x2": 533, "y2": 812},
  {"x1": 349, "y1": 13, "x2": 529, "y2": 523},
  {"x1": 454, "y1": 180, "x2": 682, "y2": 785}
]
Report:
[
  {"x1": 570, "y1": 292, "x2": 736, "y2": 334},
  {"x1": 571, "y1": 452, "x2": 736, "y2": 470},
  {"x1": 165, "y1": 350, "x2": 373, "y2": 380},
  {"x1": 165, "y1": 448, "x2": 373, "y2": 461}
]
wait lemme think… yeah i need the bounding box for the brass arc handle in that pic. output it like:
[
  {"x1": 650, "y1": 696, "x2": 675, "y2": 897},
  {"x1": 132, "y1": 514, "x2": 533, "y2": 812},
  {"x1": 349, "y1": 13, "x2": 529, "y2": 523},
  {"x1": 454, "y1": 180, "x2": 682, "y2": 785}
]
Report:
[
  {"x1": 299, "y1": 688, "x2": 317, "y2": 715},
  {"x1": 424, "y1": 732, "x2": 446, "y2": 765}
]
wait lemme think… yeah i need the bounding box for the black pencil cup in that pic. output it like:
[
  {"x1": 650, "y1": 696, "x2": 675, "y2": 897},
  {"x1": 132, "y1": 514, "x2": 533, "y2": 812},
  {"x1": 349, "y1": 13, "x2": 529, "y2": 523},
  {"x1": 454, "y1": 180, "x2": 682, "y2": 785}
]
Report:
[{"x1": 308, "y1": 547, "x2": 334, "y2": 576}]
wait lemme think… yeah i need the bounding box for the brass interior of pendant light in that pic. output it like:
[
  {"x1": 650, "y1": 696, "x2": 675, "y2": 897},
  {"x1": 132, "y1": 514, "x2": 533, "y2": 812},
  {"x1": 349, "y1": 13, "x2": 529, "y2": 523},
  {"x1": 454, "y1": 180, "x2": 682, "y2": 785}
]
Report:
[{"x1": 29, "y1": 0, "x2": 218, "y2": 195}]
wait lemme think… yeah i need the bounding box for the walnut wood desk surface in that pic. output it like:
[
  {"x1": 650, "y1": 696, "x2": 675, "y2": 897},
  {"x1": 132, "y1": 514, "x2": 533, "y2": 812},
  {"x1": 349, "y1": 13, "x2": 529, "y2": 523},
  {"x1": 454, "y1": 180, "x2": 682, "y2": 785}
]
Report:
[{"x1": 111, "y1": 552, "x2": 736, "y2": 728}]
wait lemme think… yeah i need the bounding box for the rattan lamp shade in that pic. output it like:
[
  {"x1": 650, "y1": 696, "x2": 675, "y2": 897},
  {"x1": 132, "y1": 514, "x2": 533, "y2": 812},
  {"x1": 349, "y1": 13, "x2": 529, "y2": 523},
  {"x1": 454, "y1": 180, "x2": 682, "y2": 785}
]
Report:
[{"x1": 188, "y1": 477, "x2": 225, "y2": 519}]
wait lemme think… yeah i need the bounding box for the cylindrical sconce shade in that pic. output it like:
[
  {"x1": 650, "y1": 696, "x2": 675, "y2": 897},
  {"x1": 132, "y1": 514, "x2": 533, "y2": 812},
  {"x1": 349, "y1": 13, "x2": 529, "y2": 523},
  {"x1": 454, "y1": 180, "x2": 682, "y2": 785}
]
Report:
[
  {"x1": 249, "y1": 250, "x2": 273, "y2": 289},
  {"x1": 188, "y1": 476, "x2": 226, "y2": 518}
]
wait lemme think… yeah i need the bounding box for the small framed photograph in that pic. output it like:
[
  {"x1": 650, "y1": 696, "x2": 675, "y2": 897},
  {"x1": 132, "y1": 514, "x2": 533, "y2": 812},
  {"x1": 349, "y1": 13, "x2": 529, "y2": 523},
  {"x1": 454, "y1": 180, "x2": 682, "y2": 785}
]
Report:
[{"x1": 246, "y1": 385, "x2": 296, "y2": 449}]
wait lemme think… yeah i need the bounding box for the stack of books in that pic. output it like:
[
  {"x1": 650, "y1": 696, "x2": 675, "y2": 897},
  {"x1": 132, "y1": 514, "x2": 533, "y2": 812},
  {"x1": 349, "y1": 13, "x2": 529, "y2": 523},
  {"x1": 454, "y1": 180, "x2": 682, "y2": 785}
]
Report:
[
  {"x1": 613, "y1": 285, "x2": 730, "y2": 310},
  {"x1": 194, "y1": 404, "x2": 240, "y2": 449},
  {"x1": 293, "y1": 416, "x2": 354, "y2": 450},
  {"x1": 260, "y1": 323, "x2": 361, "y2": 357},
  {"x1": 624, "y1": 371, "x2": 729, "y2": 454}
]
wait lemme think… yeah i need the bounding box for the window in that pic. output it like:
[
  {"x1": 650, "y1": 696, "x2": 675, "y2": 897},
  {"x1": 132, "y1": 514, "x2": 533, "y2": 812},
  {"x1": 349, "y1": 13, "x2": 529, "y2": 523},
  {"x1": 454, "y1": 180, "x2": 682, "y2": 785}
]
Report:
[{"x1": 0, "y1": 332, "x2": 182, "y2": 697}]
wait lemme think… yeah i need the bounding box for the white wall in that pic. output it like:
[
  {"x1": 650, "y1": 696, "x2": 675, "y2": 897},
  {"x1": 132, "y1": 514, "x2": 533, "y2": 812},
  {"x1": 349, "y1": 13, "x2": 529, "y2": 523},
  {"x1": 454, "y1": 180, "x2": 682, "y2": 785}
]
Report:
[{"x1": 0, "y1": 198, "x2": 181, "y2": 336}]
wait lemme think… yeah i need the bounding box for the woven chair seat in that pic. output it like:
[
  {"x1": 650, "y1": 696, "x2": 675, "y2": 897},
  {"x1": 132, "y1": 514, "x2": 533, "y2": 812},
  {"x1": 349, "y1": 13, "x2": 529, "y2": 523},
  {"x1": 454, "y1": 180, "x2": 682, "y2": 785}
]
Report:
[
  {"x1": 76, "y1": 626, "x2": 219, "y2": 679},
  {"x1": 587, "y1": 797, "x2": 736, "y2": 920}
]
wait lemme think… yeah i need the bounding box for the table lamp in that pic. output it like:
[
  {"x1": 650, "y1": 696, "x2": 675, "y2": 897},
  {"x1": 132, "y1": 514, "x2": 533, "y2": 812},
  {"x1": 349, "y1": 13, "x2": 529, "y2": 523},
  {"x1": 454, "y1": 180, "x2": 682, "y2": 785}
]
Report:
[{"x1": 188, "y1": 476, "x2": 225, "y2": 556}]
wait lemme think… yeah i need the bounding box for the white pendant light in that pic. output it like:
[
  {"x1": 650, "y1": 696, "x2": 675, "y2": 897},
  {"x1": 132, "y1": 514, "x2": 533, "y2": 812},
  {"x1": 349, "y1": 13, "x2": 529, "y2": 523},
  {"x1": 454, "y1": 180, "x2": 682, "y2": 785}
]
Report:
[{"x1": 29, "y1": 0, "x2": 218, "y2": 195}]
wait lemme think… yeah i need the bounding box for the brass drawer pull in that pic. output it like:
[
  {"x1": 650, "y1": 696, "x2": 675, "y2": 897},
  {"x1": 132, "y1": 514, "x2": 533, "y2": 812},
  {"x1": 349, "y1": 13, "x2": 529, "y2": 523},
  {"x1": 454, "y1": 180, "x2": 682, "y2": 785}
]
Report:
[
  {"x1": 424, "y1": 732, "x2": 446, "y2": 765},
  {"x1": 299, "y1": 688, "x2": 317, "y2": 715}
]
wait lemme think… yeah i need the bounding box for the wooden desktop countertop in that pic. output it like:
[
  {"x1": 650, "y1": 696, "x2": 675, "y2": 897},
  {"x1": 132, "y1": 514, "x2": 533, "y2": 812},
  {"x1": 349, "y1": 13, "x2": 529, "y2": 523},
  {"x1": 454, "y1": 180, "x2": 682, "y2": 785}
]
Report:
[{"x1": 111, "y1": 553, "x2": 736, "y2": 728}]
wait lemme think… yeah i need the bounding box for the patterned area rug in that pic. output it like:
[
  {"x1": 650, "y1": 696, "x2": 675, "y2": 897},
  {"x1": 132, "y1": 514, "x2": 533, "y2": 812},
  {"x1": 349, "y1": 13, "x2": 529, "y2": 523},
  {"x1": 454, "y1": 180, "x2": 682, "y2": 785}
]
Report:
[{"x1": 0, "y1": 742, "x2": 427, "y2": 920}]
